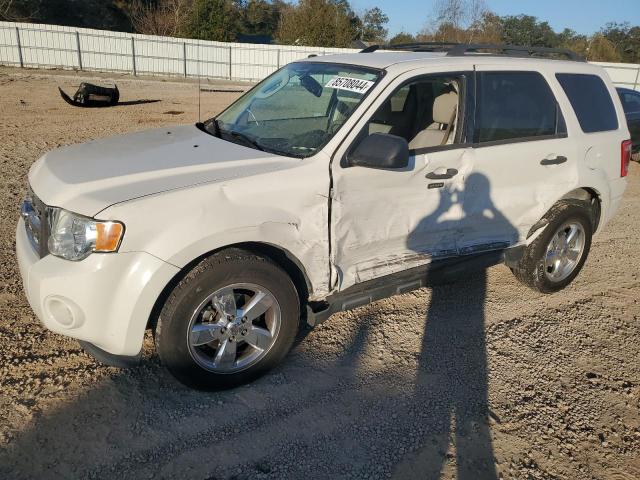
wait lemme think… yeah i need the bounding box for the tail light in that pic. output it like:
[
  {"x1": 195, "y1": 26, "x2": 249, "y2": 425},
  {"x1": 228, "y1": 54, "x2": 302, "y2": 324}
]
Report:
[{"x1": 622, "y1": 140, "x2": 632, "y2": 177}]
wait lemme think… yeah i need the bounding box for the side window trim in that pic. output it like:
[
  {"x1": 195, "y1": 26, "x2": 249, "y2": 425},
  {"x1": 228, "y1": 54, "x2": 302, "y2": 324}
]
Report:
[
  {"x1": 470, "y1": 70, "x2": 567, "y2": 146},
  {"x1": 341, "y1": 71, "x2": 473, "y2": 167},
  {"x1": 471, "y1": 132, "x2": 568, "y2": 149}
]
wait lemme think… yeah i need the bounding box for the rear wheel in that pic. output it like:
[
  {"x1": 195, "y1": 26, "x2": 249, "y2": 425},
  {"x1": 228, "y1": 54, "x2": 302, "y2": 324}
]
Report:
[
  {"x1": 512, "y1": 200, "x2": 593, "y2": 293},
  {"x1": 155, "y1": 248, "x2": 300, "y2": 390},
  {"x1": 632, "y1": 151, "x2": 640, "y2": 162}
]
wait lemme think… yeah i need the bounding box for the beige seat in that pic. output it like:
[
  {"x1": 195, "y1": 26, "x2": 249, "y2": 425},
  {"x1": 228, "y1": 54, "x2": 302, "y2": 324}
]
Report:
[{"x1": 409, "y1": 91, "x2": 458, "y2": 150}]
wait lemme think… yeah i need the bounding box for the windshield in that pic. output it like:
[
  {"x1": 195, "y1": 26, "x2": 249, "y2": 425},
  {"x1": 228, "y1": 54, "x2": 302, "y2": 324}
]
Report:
[{"x1": 207, "y1": 62, "x2": 381, "y2": 158}]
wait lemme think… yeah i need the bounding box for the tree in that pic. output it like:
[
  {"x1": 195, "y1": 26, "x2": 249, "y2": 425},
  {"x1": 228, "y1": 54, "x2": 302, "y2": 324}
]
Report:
[
  {"x1": 557, "y1": 28, "x2": 589, "y2": 59},
  {"x1": 434, "y1": 0, "x2": 465, "y2": 30},
  {"x1": 388, "y1": 32, "x2": 415, "y2": 45},
  {"x1": 239, "y1": 0, "x2": 283, "y2": 37},
  {"x1": 432, "y1": 0, "x2": 487, "y2": 30},
  {"x1": 466, "y1": 10, "x2": 501, "y2": 43},
  {"x1": 421, "y1": 0, "x2": 491, "y2": 43},
  {"x1": 184, "y1": 0, "x2": 240, "y2": 41},
  {"x1": 276, "y1": 0, "x2": 358, "y2": 47},
  {"x1": 1, "y1": 0, "x2": 133, "y2": 29},
  {"x1": 500, "y1": 14, "x2": 558, "y2": 47},
  {"x1": 601, "y1": 22, "x2": 640, "y2": 63},
  {"x1": 360, "y1": 7, "x2": 388, "y2": 43},
  {"x1": 587, "y1": 34, "x2": 622, "y2": 62},
  {"x1": 0, "y1": 0, "x2": 38, "y2": 21},
  {"x1": 129, "y1": 0, "x2": 193, "y2": 36}
]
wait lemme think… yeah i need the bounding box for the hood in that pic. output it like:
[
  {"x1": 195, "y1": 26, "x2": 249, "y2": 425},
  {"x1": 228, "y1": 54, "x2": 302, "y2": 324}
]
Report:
[{"x1": 28, "y1": 125, "x2": 297, "y2": 217}]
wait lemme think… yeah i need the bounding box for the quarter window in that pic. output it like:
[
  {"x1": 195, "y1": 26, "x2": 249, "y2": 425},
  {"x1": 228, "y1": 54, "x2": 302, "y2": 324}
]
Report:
[
  {"x1": 556, "y1": 73, "x2": 618, "y2": 133},
  {"x1": 475, "y1": 71, "x2": 565, "y2": 143}
]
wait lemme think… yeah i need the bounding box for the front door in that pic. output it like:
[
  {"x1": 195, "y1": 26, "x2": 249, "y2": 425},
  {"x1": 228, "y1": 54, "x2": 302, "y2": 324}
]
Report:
[{"x1": 330, "y1": 70, "x2": 473, "y2": 291}]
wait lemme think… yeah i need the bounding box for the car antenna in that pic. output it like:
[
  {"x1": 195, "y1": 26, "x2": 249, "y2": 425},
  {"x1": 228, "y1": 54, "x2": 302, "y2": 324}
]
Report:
[{"x1": 196, "y1": 0, "x2": 202, "y2": 123}]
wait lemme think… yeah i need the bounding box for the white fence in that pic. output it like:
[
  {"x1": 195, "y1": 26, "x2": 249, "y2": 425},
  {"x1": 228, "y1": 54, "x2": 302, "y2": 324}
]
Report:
[
  {"x1": 1, "y1": 21, "x2": 639, "y2": 89},
  {"x1": 593, "y1": 62, "x2": 640, "y2": 91},
  {"x1": 0, "y1": 21, "x2": 355, "y2": 82}
]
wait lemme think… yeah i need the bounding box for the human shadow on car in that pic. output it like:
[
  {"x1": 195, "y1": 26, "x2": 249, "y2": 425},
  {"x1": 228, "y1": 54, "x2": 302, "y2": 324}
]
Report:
[{"x1": 393, "y1": 172, "x2": 516, "y2": 479}]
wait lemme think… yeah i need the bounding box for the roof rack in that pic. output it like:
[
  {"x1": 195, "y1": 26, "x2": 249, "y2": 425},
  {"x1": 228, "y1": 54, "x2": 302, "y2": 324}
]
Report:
[
  {"x1": 360, "y1": 42, "x2": 585, "y2": 62},
  {"x1": 446, "y1": 44, "x2": 585, "y2": 61},
  {"x1": 359, "y1": 44, "x2": 380, "y2": 53},
  {"x1": 384, "y1": 42, "x2": 460, "y2": 53}
]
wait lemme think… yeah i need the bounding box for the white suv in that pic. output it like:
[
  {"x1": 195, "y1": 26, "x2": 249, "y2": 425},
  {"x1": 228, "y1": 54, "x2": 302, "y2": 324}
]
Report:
[{"x1": 16, "y1": 44, "x2": 631, "y2": 389}]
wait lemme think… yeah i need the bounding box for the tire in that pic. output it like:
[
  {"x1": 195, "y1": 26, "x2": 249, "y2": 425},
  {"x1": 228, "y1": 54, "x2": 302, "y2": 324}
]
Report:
[
  {"x1": 512, "y1": 200, "x2": 593, "y2": 294},
  {"x1": 632, "y1": 151, "x2": 640, "y2": 163},
  {"x1": 155, "y1": 248, "x2": 300, "y2": 390}
]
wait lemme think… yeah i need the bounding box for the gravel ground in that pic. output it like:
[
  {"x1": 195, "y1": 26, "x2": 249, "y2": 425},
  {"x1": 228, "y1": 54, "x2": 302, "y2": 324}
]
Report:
[{"x1": 0, "y1": 66, "x2": 639, "y2": 480}]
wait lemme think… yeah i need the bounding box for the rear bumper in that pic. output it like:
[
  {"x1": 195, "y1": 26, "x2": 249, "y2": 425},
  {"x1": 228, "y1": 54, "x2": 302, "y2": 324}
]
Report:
[{"x1": 16, "y1": 218, "x2": 180, "y2": 357}]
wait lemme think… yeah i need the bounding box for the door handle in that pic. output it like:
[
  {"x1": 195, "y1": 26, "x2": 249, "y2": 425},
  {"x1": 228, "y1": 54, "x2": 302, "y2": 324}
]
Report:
[
  {"x1": 540, "y1": 156, "x2": 567, "y2": 166},
  {"x1": 426, "y1": 168, "x2": 458, "y2": 180}
]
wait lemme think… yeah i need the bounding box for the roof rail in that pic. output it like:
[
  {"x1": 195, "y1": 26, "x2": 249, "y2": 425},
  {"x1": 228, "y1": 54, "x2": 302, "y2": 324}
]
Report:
[
  {"x1": 446, "y1": 44, "x2": 585, "y2": 61},
  {"x1": 360, "y1": 42, "x2": 584, "y2": 62},
  {"x1": 385, "y1": 42, "x2": 460, "y2": 52}
]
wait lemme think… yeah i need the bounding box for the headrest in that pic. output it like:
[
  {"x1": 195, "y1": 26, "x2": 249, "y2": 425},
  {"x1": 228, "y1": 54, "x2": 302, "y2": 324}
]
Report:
[{"x1": 432, "y1": 91, "x2": 458, "y2": 124}]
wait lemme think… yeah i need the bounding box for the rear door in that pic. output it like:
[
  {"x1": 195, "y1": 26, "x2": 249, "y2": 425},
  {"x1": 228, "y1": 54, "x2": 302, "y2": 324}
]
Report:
[{"x1": 460, "y1": 66, "x2": 579, "y2": 252}]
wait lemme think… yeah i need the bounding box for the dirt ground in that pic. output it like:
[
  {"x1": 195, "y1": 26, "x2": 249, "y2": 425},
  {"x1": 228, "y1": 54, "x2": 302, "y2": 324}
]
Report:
[{"x1": 0, "y1": 66, "x2": 639, "y2": 480}]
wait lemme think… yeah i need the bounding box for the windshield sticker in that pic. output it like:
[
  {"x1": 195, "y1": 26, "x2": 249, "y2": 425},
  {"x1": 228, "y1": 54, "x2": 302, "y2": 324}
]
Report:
[{"x1": 325, "y1": 77, "x2": 374, "y2": 94}]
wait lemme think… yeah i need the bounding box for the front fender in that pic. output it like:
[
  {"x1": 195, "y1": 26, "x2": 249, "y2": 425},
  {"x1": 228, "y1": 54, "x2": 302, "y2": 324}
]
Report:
[{"x1": 99, "y1": 159, "x2": 332, "y2": 299}]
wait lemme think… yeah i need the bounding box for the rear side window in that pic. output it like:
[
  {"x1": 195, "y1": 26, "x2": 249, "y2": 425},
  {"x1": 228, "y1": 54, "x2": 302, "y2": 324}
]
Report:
[
  {"x1": 556, "y1": 73, "x2": 618, "y2": 133},
  {"x1": 475, "y1": 71, "x2": 565, "y2": 143}
]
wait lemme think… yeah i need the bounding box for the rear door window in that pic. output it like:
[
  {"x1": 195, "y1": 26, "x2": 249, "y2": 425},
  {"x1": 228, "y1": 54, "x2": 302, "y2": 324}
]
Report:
[
  {"x1": 475, "y1": 71, "x2": 565, "y2": 143},
  {"x1": 556, "y1": 73, "x2": 618, "y2": 133}
]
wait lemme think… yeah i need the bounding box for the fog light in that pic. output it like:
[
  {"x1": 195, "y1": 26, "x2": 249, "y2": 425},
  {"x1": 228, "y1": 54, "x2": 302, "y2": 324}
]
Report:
[{"x1": 43, "y1": 296, "x2": 84, "y2": 329}]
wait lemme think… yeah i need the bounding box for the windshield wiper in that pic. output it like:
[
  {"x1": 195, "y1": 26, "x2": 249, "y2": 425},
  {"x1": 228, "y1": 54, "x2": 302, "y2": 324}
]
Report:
[{"x1": 221, "y1": 129, "x2": 266, "y2": 152}]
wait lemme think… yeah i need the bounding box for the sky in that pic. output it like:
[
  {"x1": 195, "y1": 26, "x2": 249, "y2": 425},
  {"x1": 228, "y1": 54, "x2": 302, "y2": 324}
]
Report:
[{"x1": 349, "y1": 0, "x2": 640, "y2": 37}]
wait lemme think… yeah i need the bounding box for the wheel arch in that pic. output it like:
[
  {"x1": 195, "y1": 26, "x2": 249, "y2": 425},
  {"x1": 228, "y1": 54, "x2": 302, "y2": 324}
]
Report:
[
  {"x1": 146, "y1": 242, "x2": 312, "y2": 331},
  {"x1": 559, "y1": 187, "x2": 602, "y2": 232},
  {"x1": 527, "y1": 187, "x2": 602, "y2": 239}
]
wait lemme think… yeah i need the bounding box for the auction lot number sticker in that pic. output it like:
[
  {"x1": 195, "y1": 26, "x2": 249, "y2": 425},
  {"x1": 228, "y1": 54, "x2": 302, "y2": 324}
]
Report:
[{"x1": 325, "y1": 77, "x2": 374, "y2": 94}]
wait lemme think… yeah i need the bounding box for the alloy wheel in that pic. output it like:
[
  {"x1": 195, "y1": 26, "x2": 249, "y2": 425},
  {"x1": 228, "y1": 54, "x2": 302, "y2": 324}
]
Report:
[{"x1": 186, "y1": 283, "x2": 281, "y2": 373}]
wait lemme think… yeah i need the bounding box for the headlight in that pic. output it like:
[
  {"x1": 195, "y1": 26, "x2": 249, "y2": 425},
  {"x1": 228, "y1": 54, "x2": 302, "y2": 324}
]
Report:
[{"x1": 47, "y1": 208, "x2": 124, "y2": 261}]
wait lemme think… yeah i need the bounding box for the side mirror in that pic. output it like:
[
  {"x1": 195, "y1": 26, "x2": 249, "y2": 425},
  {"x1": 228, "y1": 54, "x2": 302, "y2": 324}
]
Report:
[{"x1": 347, "y1": 133, "x2": 410, "y2": 169}]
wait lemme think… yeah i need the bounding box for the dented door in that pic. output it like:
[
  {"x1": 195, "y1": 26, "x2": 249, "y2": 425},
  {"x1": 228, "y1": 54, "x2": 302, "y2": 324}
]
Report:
[
  {"x1": 331, "y1": 147, "x2": 472, "y2": 290},
  {"x1": 329, "y1": 68, "x2": 477, "y2": 291}
]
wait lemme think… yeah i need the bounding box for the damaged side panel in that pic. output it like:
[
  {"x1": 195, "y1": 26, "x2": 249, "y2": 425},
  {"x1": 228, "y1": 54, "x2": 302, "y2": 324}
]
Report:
[
  {"x1": 331, "y1": 148, "x2": 474, "y2": 292},
  {"x1": 100, "y1": 154, "x2": 333, "y2": 300}
]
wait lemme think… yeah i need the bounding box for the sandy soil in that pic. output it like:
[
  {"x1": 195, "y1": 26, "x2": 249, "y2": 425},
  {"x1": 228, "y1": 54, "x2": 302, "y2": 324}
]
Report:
[{"x1": 0, "y1": 66, "x2": 639, "y2": 480}]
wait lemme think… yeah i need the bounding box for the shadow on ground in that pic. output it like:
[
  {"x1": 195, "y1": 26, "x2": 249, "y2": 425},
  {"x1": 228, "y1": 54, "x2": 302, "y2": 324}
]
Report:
[
  {"x1": 0, "y1": 268, "x2": 502, "y2": 480},
  {"x1": 1, "y1": 175, "x2": 508, "y2": 480}
]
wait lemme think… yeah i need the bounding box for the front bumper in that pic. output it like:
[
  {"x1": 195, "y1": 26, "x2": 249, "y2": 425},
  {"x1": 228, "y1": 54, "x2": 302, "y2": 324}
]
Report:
[{"x1": 16, "y1": 218, "x2": 180, "y2": 357}]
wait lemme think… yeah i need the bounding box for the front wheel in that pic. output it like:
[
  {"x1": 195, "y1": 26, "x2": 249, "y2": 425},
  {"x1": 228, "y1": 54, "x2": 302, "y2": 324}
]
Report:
[
  {"x1": 155, "y1": 248, "x2": 300, "y2": 390},
  {"x1": 512, "y1": 200, "x2": 593, "y2": 293}
]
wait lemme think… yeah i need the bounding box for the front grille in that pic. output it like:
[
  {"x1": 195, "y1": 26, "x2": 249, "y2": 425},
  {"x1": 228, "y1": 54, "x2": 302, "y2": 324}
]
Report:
[{"x1": 21, "y1": 187, "x2": 50, "y2": 258}]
